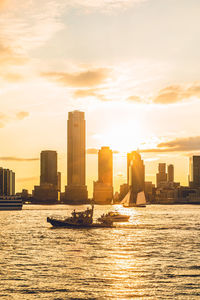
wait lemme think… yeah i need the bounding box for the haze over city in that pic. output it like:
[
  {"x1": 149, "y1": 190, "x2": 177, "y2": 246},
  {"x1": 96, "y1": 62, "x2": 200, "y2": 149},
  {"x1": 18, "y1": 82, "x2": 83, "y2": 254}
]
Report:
[{"x1": 0, "y1": 0, "x2": 200, "y2": 196}]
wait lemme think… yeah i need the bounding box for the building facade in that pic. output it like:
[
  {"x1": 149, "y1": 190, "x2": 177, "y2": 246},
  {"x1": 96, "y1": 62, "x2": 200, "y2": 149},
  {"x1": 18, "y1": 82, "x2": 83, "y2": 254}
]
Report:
[
  {"x1": 156, "y1": 163, "x2": 167, "y2": 188},
  {"x1": 0, "y1": 168, "x2": 15, "y2": 196},
  {"x1": 93, "y1": 147, "x2": 113, "y2": 204},
  {"x1": 40, "y1": 150, "x2": 57, "y2": 187},
  {"x1": 127, "y1": 151, "x2": 145, "y2": 194},
  {"x1": 65, "y1": 110, "x2": 88, "y2": 203},
  {"x1": 189, "y1": 156, "x2": 200, "y2": 188}
]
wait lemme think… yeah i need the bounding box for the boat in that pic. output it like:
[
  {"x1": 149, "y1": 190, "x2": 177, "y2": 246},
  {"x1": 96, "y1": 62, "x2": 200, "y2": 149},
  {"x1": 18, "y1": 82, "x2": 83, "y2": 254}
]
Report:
[
  {"x1": 47, "y1": 205, "x2": 114, "y2": 228},
  {"x1": 121, "y1": 190, "x2": 146, "y2": 208},
  {"x1": 97, "y1": 211, "x2": 130, "y2": 223},
  {"x1": 0, "y1": 196, "x2": 23, "y2": 211}
]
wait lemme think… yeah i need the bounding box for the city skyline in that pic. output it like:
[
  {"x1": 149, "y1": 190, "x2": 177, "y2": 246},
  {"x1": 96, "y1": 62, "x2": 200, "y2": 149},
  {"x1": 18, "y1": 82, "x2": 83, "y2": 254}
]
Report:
[{"x1": 0, "y1": 0, "x2": 200, "y2": 195}]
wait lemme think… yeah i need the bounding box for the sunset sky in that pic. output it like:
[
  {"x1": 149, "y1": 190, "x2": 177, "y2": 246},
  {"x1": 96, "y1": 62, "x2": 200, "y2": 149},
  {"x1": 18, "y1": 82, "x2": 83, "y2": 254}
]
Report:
[{"x1": 0, "y1": 0, "x2": 200, "y2": 196}]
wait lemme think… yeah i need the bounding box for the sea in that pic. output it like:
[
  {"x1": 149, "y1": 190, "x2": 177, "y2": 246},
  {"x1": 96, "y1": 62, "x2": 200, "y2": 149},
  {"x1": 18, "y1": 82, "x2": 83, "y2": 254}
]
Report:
[{"x1": 0, "y1": 204, "x2": 200, "y2": 299}]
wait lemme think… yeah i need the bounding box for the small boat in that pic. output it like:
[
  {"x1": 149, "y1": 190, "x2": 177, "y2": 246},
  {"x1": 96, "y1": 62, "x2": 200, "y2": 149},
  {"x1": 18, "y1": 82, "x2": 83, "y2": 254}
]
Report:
[
  {"x1": 97, "y1": 211, "x2": 130, "y2": 223},
  {"x1": 47, "y1": 205, "x2": 114, "y2": 228},
  {"x1": 121, "y1": 190, "x2": 146, "y2": 208}
]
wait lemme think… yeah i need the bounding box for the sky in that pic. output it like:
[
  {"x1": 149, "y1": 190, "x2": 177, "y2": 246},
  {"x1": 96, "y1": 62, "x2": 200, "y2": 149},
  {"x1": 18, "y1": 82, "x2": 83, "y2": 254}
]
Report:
[{"x1": 0, "y1": 0, "x2": 200, "y2": 196}]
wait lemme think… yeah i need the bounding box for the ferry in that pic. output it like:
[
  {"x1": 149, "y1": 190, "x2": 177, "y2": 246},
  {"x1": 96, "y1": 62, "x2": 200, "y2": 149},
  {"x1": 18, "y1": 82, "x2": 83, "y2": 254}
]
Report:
[{"x1": 0, "y1": 196, "x2": 23, "y2": 210}]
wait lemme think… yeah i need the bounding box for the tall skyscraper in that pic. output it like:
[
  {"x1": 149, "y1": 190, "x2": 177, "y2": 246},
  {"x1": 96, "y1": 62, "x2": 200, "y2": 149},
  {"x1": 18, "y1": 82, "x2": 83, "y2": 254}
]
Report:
[
  {"x1": 189, "y1": 156, "x2": 200, "y2": 188},
  {"x1": 33, "y1": 150, "x2": 59, "y2": 204},
  {"x1": 93, "y1": 147, "x2": 113, "y2": 204},
  {"x1": 98, "y1": 147, "x2": 113, "y2": 185},
  {"x1": 168, "y1": 164, "x2": 174, "y2": 182},
  {"x1": 40, "y1": 150, "x2": 57, "y2": 187},
  {"x1": 65, "y1": 110, "x2": 88, "y2": 203},
  {"x1": 1, "y1": 169, "x2": 15, "y2": 196},
  {"x1": 156, "y1": 163, "x2": 167, "y2": 188},
  {"x1": 127, "y1": 151, "x2": 145, "y2": 194}
]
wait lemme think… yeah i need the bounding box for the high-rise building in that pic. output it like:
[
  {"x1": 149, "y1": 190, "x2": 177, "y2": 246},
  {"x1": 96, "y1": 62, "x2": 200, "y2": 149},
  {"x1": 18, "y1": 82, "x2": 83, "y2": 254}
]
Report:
[
  {"x1": 156, "y1": 163, "x2": 167, "y2": 188},
  {"x1": 189, "y1": 156, "x2": 200, "y2": 188},
  {"x1": 127, "y1": 151, "x2": 145, "y2": 194},
  {"x1": 0, "y1": 169, "x2": 15, "y2": 196},
  {"x1": 4, "y1": 169, "x2": 10, "y2": 195},
  {"x1": 65, "y1": 110, "x2": 88, "y2": 203},
  {"x1": 12, "y1": 172, "x2": 15, "y2": 195},
  {"x1": 168, "y1": 164, "x2": 174, "y2": 182},
  {"x1": 93, "y1": 147, "x2": 113, "y2": 204},
  {"x1": 33, "y1": 150, "x2": 59, "y2": 203},
  {"x1": 98, "y1": 147, "x2": 113, "y2": 185},
  {"x1": 40, "y1": 150, "x2": 57, "y2": 187}
]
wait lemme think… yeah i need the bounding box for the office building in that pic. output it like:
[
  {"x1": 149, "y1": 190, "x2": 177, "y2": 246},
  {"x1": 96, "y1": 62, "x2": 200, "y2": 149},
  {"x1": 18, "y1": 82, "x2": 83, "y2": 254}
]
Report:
[
  {"x1": 0, "y1": 168, "x2": 4, "y2": 195},
  {"x1": 156, "y1": 163, "x2": 167, "y2": 188},
  {"x1": 40, "y1": 150, "x2": 57, "y2": 187},
  {"x1": 93, "y1": 147, "x2": 113, "y2": 204},
  {"x1": 65, "y1": 110, "x2": 88, "y2": 203},
  {"x1": 168, "y1": 164, "x2": 174, "y2": 182},
  {"x1": 0, "y1": 168, "x2": 15, "y2": 196},
  {"x1": 33, "y1": 150, "x2": 59, "y2": 203},
  {"x1": 127, "y1": 151, "x2": 145, "y2": 194},
  {"x1": 57, "y1": 172, "x2": 61, "y2": 192},
  {"x1": 189, "y1": 156, "x2": 200, "y2": 188}
]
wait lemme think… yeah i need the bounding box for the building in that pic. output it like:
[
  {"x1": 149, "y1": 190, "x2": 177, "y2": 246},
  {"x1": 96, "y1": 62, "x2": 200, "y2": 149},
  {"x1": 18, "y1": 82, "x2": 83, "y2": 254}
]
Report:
[
  {"x1": 156, "y1": 163, "x2": 167, "y2": 188},
  {"x1": 65, "y1": 110, "x2": 88, "y2": 203},
  {"x1": 189, "y1": 156, "x2": 200, "y2": 188},
  {"x1": 93, "y1": 147, "x2": 113, "y2": 204},
  {"x1": 127, "y1": 151, "x2": 145, "y2": 194},
  {"x1": 168, "y1": 164, "x2": 174, "y2": 183},
  {"x1": 0, "y1": 168, "x2": 15, "y2": 196},
  {"x1": 40, "y1": 150, "x2": 57, "y2": 186},
  {"x1": 33, "y1": 150, "x2": 59, "y2": 203}
]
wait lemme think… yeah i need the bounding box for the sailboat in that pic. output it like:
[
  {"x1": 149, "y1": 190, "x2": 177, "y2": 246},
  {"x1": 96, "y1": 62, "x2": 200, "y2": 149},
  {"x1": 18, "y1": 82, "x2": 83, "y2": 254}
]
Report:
[{"x1": 121, "y1": 189, "x2": 146, "y2": 207}]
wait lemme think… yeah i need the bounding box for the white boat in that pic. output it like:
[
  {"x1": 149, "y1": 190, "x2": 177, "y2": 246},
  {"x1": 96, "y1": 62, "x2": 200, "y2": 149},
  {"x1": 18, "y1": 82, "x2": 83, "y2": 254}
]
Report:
[
  {"x1": 121, "y1": 190, "x2": 146, "y2": 207},
  {"x1": 0, "y1": 196, "x2": 23, "y2": 210},
  {"x1": 97, "y1": 211, "x2": 130, "y2": 223}
]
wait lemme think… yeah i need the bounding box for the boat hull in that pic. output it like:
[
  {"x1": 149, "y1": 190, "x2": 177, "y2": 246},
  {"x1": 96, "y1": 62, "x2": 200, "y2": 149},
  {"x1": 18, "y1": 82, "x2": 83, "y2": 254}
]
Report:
[
  {"x1": 47, "y1": 217, "x2": 114, "y2": 228},
  {"x1": 0, "y1": 198, "x2": 23, "y2": 211},
  {"x1": 123, "y1": 204, "x2": 146, "y2": 208}
]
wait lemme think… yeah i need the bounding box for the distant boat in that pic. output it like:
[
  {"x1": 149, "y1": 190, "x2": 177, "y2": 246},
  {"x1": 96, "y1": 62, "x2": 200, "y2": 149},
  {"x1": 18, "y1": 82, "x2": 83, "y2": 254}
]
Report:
[
  {"x1": 121, "y1": 190, "x2": 146, "y2": 208},
  {"x1": 97, "y1": 211, "x2": 130, "y2": 223},
  {"x1": 0, "y1": 196, "x2": 23, "y2": 211}
]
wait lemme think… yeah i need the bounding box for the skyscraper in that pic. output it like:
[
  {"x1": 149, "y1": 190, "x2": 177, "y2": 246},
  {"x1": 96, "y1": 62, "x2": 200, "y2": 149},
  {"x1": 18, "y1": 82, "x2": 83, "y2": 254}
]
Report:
[
  {"x1": 40, "y1": 150, "x2": 58, "y2": 187},
  {"x1": 127, "y1": 151, "x2": 145, "y2": 194},
  {"x1": 167, "y1": 164, "x2": 174, "y2": 182},
  {"x1": 93, "y1": 147, "x2": 113, "y2": 204},
  {"x1": 189, "y1": 156, "x2": 200, "y2": 188},
  {"x1": 156, "y1": 163, "x2": 167, "y2": 188},
  {"x1": 0, "y1": 168, "x2": 4, "y2": 196},
  {"x1": 65, "y1": 110, "x2": 88, "y2": 203},
  {"x1": 98, "y1": 147, "x2": 113, "y2": 185}
]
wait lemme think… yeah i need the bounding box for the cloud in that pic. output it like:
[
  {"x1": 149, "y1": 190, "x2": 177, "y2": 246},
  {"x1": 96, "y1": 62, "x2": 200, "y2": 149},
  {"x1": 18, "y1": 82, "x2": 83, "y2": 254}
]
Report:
[
  {"x1": 69, "y1": 0, "x2": 146, "y2": 13},
  {"x1": 0, "y1": 157, "x2": 38, "y2": 161},
  {"x1": 141, "y1": 136, "x2": 200, "y2": 153},
  {"x1": 87, "y1": 148, "x2": 98, "y2": 154},
  {"x1": 16, "y1": 111, "x2": 29, "y2": 120},
  {"x1": 42, "y1": 68, "x2": 110, "y2": 87},
  {"x1": 73, "y1": 88, "x2": 108, "y2": 101},
  {"x1": 153, "y1": 83, "x2": 200, "y2": 104},
  {"x1": 127, "y1": 95, "x2": 143, "y2": 102}
]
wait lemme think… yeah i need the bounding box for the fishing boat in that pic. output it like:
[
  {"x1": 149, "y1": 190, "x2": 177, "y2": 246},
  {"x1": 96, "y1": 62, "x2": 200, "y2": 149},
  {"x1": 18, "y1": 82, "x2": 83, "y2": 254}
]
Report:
[
  {"x1": 97, "y1": 211, "x2": 130, "y2": 223},
  {"x1": 121, "y1": 190, "x2": 146, "y2": 208},
  {"x1": 47, "y1": 205, "x2": 114, "y2": 228},
  {"x1": 0, "y1": 196, "x2": 23, "y2": 211}
]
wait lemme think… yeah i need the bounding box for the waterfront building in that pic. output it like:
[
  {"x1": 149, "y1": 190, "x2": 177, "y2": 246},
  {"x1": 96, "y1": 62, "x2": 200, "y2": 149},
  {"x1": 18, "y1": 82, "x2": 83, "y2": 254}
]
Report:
[
  {"x1": 127, "y1": 151, "x2": 145, "y2": 194},
  {"x1": 189, "y1": 156, "x2": 200, "y2": 188},
  {"x1": 156, "y1": 163, "x2": 167, "y2": 188},
  {"x1": 93, "y1": 147, "x2": 113, "y2": 204},
  {"x1": 33, "y1": 183, "x2": 59, "y2": 204},
  {"x1": 40, "y1": 150, "x2": 57, "y2": 187},
  {"x1": 168, "y1": 164, "x2": 174, "y2": 183},
  {"x1": 65, "y1": 110, "x2": 88, "y2": 203}
]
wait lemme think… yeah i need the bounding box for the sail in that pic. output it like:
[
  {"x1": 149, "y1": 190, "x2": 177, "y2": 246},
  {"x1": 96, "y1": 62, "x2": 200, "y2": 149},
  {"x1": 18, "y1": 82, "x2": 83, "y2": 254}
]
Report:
[
  {"x1": 120, "y1": 190, "x2": 131, "y2": 206},
  {"x1": 136, "y1": 191, "x2": 146, "y2": 206}
]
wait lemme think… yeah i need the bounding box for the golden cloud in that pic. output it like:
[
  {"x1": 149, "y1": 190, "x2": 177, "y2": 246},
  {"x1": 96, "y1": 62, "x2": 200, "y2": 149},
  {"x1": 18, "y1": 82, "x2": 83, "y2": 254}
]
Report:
[
  {"x1": 153, "y1": 83, "x2": 200, "y2": 104},
  {"x1": 42, "y1": 68, "x2": 109, "y2": 87},
  {"x1": 16, "y1": 111, "x2": 29, "y2": 120}
]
